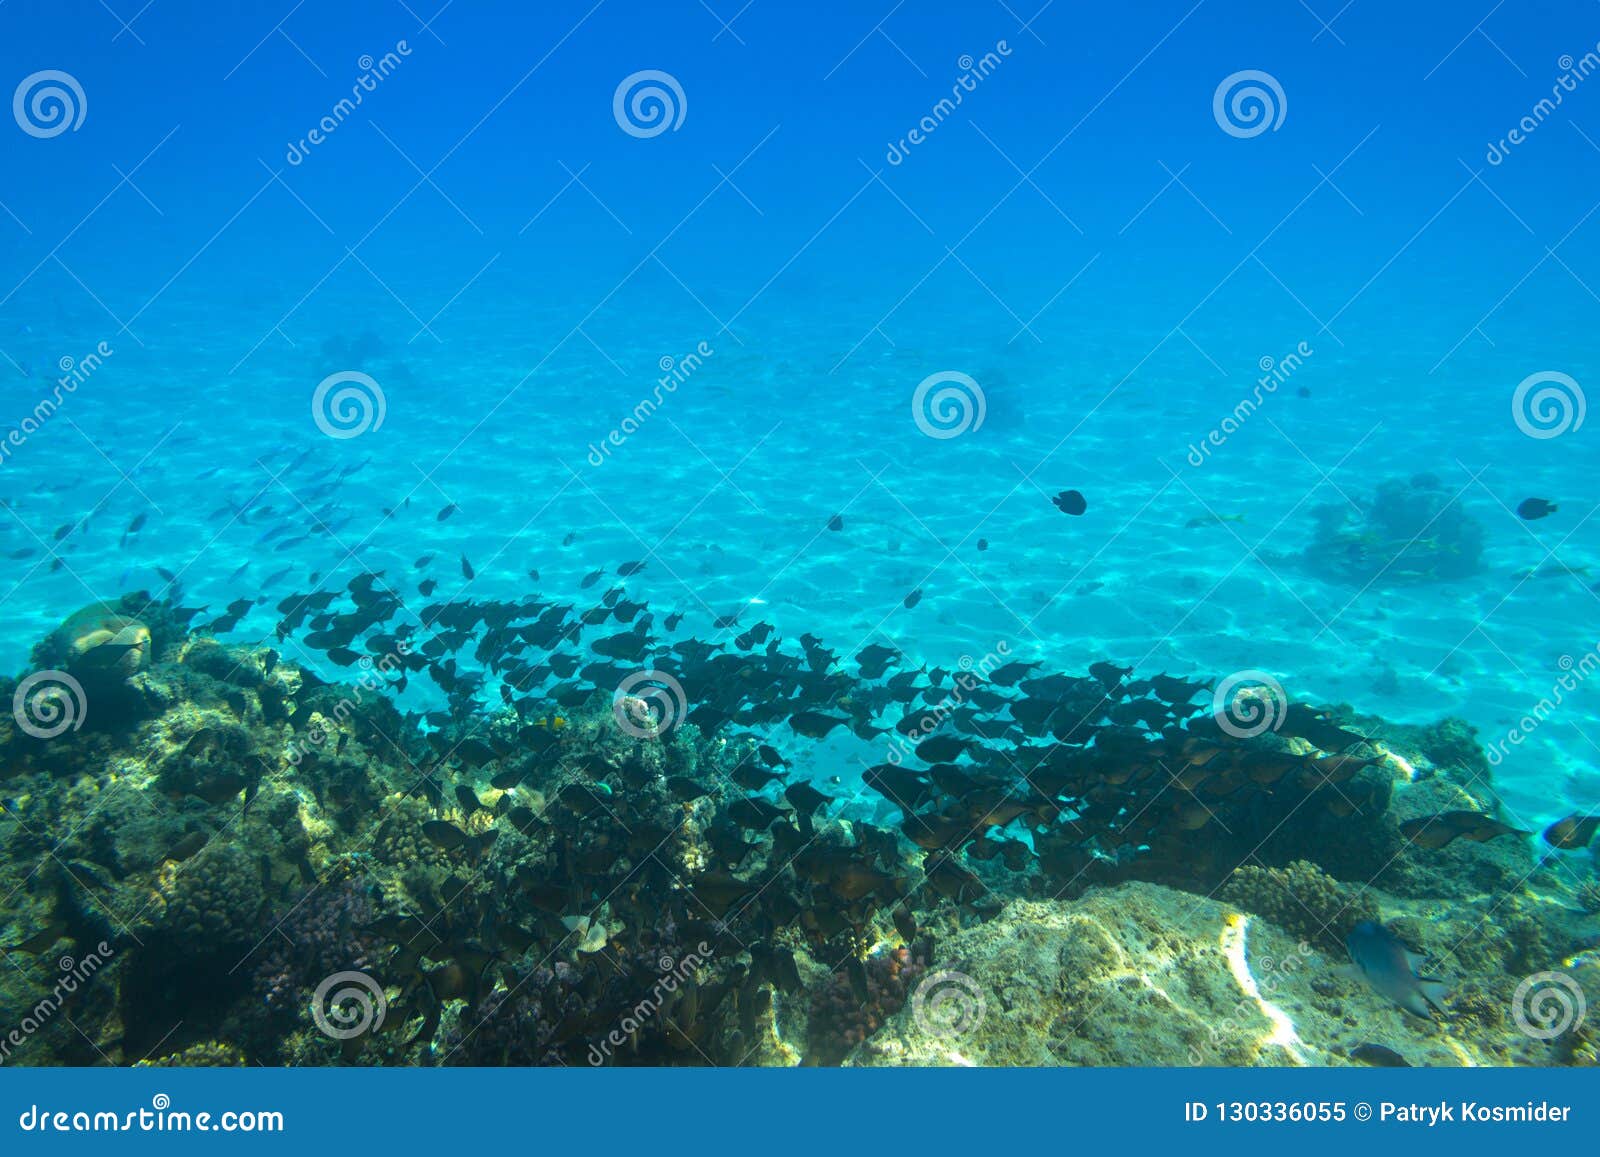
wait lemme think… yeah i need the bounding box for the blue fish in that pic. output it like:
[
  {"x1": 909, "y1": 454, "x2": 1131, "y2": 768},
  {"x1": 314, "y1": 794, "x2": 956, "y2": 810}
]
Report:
[{"x1": 1347, "y1": 921, "x2": 1447, "y2": 1018}]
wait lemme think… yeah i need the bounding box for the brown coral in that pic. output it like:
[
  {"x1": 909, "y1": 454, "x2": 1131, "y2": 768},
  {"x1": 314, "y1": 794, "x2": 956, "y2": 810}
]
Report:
[
  {"x1": 56, "y1": 603, "x2": 152, "y2": 679},
  {"x1": 1221, "y1": 860, "x2": 1378, "y2": 951}
]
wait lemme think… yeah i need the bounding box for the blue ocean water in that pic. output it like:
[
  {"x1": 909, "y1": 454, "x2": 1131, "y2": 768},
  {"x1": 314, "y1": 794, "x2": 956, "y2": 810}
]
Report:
[{"x1": 1, "y1": 0, "x2": 1597, "y2": 839}]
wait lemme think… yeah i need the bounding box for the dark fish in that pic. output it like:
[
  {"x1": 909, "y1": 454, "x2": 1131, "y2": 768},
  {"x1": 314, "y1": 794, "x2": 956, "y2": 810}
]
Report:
[
  {"x1": 461, "y1": 554, "x2": 475, "y2": 580},
  {"x1": 1051, "y1": 489, "x2": 1087, "y2": 516},
  {"x1": 914, "y1": 734, "x2": 967, "y2": 763},
  {"x1": 892, "y1": 904, "x2": 918, "y2": 944},
  {"x1": 1542, "y1": 812, "x2": 1600, "y2": 850},
  {"x1": 422, "y1": 819, "x2": 471, "y2": 851},
  {"x1": 986, "y1": 660, "x2": 1037, "y2": 686},
  {"x1": 903, "y1": 588, "x2": 922, "y2": 609},
  {"x1": 783, "y1": 781, "x2": 832, "y2": 814},
  {"x1": 415, "y1": 553, "x2": 435, "y2": 568},
  {"x1": 730, "y1": 762, "x2": 786, "y2": 791},
  {"x1": 1399, "y1": 811, "x2": 1531, "y2": 850},
  {"x1": 1150, "y1": 674, "x2": 1207, "y2": 704},
  {"x1": 826, "y1": 514, "x2": 843, "y2": 532},
  {"x1": 617, "y1": 561, "x2": 646, "y2": 576},
  {"x1": 189, "y1": 772, "x2": 249, "y2": 805},
  {"x1": 1278, "y1": 703, "x2": 1365, "y2": 751},
  {"x1": 976, "y1": 538, "x2": 988, "y2": 551},
  {"x1": 788, "y1": 711, "x2": 848, "y2": 739},
  {"x1": 161, "y1": 831, "x2": 209, "y2": 863},
  {"x1": 418, "y1": 579, "x2": 438, "y2": 596},
  {"x1": 436, "y1": 503, "x2": 458, "y2": 521},
  {"x1": 581, "y1": 569, "x2": 603, "y2": 589},
  {"x1": 1516, "y1": 498, "x2": 1557, "y2": 520},
  {"x1": 856, "y1": 644, "x2": 899, "y2": 678},
  {"x1": 727, "y1": 797, "x2": 787, "y2": 830},
  {"x1": 1350, "y1": 1042, "x2": 1412, "y2": 1068},
  {"x1": 665, "y1": 776, "x2": 712, "y2": 802},
  {"x1": 1347, "y1": 921, "x2": 1447, "y2": 1018}
]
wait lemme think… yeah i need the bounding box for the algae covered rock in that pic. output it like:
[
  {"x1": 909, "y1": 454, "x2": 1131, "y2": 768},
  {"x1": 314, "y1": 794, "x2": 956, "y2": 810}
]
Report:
[
  {"x1": 47, "y1": 603, "x2": 153, "y2": 680},
  {"x1": 850, "y1": 883, "x2": 1555, "y2": 1068}
]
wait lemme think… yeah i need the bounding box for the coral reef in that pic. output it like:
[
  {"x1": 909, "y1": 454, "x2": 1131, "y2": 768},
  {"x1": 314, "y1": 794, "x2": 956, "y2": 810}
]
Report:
[
  {"x1": 0, "y1": 601, "x2": 1589, "y2": 1069},
  {"x1": 806, "y1": 944, "x2": 928, "y2": 1065},
  {"x1": 1300, "y1": 474, "x2": 1485, "y2": 584},
  {"x1": 1221, "y1": 861, "x2": 1378, "y2": 951}
]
